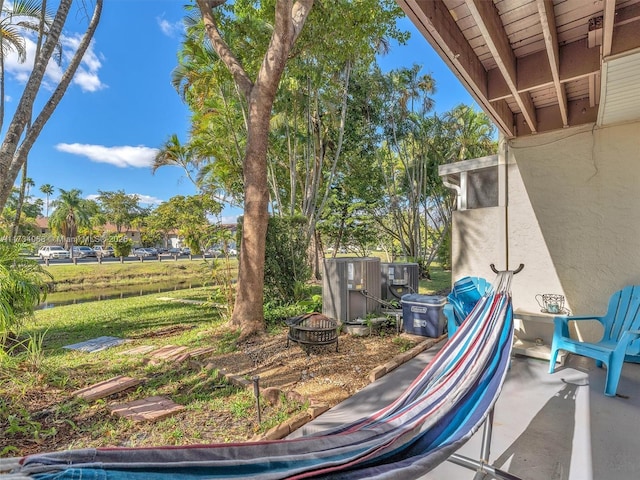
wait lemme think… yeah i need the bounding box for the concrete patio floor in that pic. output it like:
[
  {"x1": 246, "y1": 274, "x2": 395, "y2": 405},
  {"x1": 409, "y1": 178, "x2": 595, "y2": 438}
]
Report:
[{"x1": 289, "y1": 342, "x2": 640, "y2": 480}]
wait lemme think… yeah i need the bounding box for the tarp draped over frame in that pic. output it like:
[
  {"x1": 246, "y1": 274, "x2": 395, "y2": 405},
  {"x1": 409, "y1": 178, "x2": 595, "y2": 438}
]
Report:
[{"x1": 14, "y1": 273, "x2": 514, "y2": 480}]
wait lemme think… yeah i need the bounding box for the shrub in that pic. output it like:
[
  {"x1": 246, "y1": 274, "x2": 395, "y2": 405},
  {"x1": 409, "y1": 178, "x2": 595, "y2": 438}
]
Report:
[
  {"x1": 263, "y1": 302, "x2": 308, "y2": 328},
  {"x1": 238, "y1": 215, "x2": 311, "y2": 305},
  {"x1": 0, "y1": 243, "x2": 52, "y2": 349},
  {"x1": 111, "y1": 235, "x2": 132, "y2": 257},
  {"x1": 264, "y1": 216, "x2": 311, "y2": 304}
]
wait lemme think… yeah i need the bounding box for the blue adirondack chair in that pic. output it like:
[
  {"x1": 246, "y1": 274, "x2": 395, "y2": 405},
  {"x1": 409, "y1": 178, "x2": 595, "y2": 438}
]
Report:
[
  {"x1": 549, "y1": 285, "x2": 640, "y2": 396},
  {"x1": 444, "y1": 276, "x2": 491, "y2": 338}
]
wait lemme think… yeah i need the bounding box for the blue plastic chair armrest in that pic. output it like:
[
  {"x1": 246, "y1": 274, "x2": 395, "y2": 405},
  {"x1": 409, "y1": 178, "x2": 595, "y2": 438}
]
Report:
[
  {"x1": 554, "y1": 314, "x2": 606, "y2": 325},
  {"x1": 557, "y1": 315, "x2": 604, "y2": 321}
]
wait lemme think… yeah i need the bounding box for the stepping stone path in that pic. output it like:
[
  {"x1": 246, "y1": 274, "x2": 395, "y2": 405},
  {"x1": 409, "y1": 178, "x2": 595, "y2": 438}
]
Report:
[
  {"x1": 109, "y1": 396, "x2": 186, "y2": 422},
  {"x1": 73, "y1": 376, "x2": 142, "y2": 401},
  {"x1": 73, "y1": 344, "x2": 218, "y2": 423},
  {"x1": 69, "y1": 341, "x2": 322, "y2": 431},
  {"x1": 121, "y1": 345, "x2": 156, "y2": 355}
]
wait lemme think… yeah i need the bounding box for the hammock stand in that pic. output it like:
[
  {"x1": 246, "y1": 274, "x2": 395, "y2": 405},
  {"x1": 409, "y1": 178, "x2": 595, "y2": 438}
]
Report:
[
  {"x1": 1, "y1": 266, "x2": 525, "y2": 480},
  {"x1": 448, "y1": 407, "x2": 522, "y2": 480},
  {"x1": 446, "y1": 263, "x2": 524, "y2": 480}
]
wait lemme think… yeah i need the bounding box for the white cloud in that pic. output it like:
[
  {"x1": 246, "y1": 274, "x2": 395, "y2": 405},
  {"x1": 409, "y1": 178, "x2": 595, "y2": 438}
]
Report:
[
  {"x1": 56, "y1": 143, "x2": 159, "y2": 168},
  {"x1": 62, "y1": 35, "x2": 106, "y2": 92},
  {"x1": 134, "y1": 194, "x2": 164, "y2": 206},
  {"x1": 72, "y1": 69, "x2": 104, "y2": 92},
  {"x1": 4, "y1": 30, "x2": 105, "y2": 93},
  {"x1": 4, "y1": 36, "x2": 38, "y2": 81},
  {"x1": 157, "y1": 17, "x2": 183, "y2": 38}
]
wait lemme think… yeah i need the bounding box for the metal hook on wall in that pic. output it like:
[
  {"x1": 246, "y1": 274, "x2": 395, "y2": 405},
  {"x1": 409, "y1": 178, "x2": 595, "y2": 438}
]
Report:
[{"x1": 490, "y1": 263, "x2": 524, "y2": 275}]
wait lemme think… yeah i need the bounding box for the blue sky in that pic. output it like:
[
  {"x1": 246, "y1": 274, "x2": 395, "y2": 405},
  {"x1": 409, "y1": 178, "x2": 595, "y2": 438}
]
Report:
[{"x1": 5, "y1": 2, "x2": 474, "y2": 223}]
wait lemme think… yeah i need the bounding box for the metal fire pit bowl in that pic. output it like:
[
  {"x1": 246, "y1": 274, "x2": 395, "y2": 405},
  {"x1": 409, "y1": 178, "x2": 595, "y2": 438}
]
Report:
[{"x1": 286, "y1": 313, "x2": 338, "y2": 352}]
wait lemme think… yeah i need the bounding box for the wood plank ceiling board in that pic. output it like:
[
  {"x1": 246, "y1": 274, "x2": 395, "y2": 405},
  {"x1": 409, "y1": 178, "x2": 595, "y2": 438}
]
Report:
[
  {"x1": 565, "y1": 78, "x2": 590, "y2": 101},
  {"x1": 504, "y1": 13, "x2": 543, "y2": 40},
  {"x1": 513, "y1": 38, "x2": 546, "y2": 59},
  {"x1": 496, "y1": 0, "x2": 539, "y2": 25},
  {"x1": 615, "y1": 1, "x2": 640, "y2": 24},
  {"x1": 536, "y1": 0, "x2": 568, "y2": 126},
  {"x1": 505, "y1": 96, "x2": 520, "y2": 113},
  {"x1": 529, "y1": 85, "x2": 560, "y2": 109},
  {"x1": 465, "y1": 0, "x2": 538, "y2": 133},
  {"x1": 554, "y1": 0, "x2": 602, "y2": 18}
]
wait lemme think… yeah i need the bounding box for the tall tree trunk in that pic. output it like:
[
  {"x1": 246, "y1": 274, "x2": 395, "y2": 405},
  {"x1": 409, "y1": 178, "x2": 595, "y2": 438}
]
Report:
[
  {"x1": 198, "y1": 0, "x2": 314, "y2": 337},
  {"x1": 10, "y1": 160, "x2": 28, "y2": 240},
  {"x1": 230, "y1": 98, "x2": 271, "y2": 334},
  {"x1": 0, "y1": 0, "x2": 102, "y2": 211}
]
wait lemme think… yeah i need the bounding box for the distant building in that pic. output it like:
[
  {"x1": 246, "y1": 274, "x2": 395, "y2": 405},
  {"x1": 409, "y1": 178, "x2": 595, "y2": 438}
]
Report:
[{"x1": 33, "y1": 217, "x2": 238, "y2": 249}]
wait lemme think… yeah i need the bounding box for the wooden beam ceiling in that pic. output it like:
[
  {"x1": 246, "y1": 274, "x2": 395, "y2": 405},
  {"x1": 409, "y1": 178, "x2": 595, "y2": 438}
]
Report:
[
  {"x1": 486, "y1": 40, "x2": 601, "y2": 102},
  {"x1": 398, "y1": 0, "x2": 515, "y2": 136},
  {"x1": 536, "y1": 0, "x2": 568, "y2": 128},
  {"x1": 398, "y1": 0, "x2": 640, "y2": 138},
  {"x1": 602, "y1": 0, "x2": 616, "y2": 58},
  {"x1": 465, "y1": 0, "x2": 537, "y2": 133}
]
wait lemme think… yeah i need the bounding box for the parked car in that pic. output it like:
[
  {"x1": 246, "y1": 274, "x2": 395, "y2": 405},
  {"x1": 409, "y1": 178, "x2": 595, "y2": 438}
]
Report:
[
  {"x1": 93, "y1": 245, "x2": 114, "y2": 258},
  {"x1": 181, "y1": 247, "x2": 191, "y2": 256},
  {"x1": 38, "y1": 245, "x2": 70, "y2": 259},
  {"x1": 72, "y1": 246, "x2": 96, "y2": 258},
  {"x1": 19, "y1": 246, "x2": 35, "y2": 257},
  {"x1": 167, "y1": 248, "x2": 181, "y2": 256},
  {"x1": 133, "y1": 248, "x2": 157, "y2": 258},
  {"x1": 205, "y1": 247, "x2": 221, "y2": 257}
]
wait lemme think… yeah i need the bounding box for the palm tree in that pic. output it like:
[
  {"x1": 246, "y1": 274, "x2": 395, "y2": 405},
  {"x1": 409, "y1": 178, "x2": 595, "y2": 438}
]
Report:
[
  {"x1": 153, "y1": 134, "x2": 201, "y2": 188},
  {"x1": 0, "y1": 0, "x2": 60, "y2": 132},
  {"x1": 9, "y1": 162, "x2": 34, "y2": 239},
  {"x1": 445, "y1": 105, "x2": 496, "y2": 161},
  {"x1": 49, "y1": 189, "x2": 91, "y2": 253},
  {"x1": 39, "y1": 183, "x2": 54, "y2": 217},
  {"x1": 0, "y1": 0, "x2": 103, "y2": 213}
]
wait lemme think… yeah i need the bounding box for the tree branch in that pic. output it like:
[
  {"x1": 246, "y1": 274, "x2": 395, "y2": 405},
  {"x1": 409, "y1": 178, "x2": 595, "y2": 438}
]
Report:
[
  {"x1": 196, "y1": 0, "x2": 253, "y2": 99},
  {"x1": 255, "y1": 0, "x2": 313, "y2": 93},
  {"x1": 14, "y1": 0, "x2": 103, "y2": 180}
]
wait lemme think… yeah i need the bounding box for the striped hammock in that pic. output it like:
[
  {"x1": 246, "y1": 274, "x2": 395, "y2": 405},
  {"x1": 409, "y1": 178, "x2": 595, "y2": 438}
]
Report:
[{"x1": 10, "y1": 272, "x2": 514, "y2": 480}]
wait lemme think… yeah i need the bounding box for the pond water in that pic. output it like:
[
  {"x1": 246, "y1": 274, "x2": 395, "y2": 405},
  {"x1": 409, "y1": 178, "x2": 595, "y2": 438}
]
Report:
[{"x1": 38, "y1": 281, "x2": 206, "y2": 309}]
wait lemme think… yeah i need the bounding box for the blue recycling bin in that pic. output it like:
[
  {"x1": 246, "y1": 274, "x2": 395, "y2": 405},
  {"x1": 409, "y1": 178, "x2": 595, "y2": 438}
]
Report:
[{"x1": 401, "y1": 294, "x2": 447, "y2": 337}]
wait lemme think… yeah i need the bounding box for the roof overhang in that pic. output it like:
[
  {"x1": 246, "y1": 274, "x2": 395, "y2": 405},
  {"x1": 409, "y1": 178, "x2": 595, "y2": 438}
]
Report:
[{"x1": 398, "y1": 0, "x2": 640, "y2": 139}]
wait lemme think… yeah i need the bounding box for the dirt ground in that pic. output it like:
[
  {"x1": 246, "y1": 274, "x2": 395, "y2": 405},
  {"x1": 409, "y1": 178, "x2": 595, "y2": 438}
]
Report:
[
  {"x1": 2, "y1": 325, "x2": 430, "y2": 458},
  {"x1": 212, "y1": 326, "x2": 423, "y2": 407}
]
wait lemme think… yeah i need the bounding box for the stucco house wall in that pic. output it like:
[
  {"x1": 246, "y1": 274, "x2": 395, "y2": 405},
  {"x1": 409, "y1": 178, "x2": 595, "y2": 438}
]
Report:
[{"x1": 451, "y1": 120, "x2": 640, "y2": 343}]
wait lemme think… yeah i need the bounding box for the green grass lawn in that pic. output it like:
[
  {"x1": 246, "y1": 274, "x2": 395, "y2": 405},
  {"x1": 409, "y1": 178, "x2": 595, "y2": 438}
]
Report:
[
  {"x1": 45, "y1": 258, "x2": 235, "y2": 292},
  {"x1": 0, "y1": 293, "x2": 296, "y2": 457},
  {"x1": 0, "y1": 260, "x2": 451, "y2": 457},
  {"x1": 419, "y1": 265, "x2": 452, "y2": 295}
]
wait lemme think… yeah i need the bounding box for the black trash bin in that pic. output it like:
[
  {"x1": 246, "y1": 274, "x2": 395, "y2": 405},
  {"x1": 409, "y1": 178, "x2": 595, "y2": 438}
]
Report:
[{"x1": 401, "y1": 294, "x2": 447, "y2": 337}]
